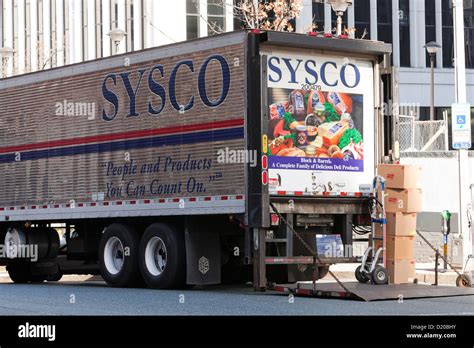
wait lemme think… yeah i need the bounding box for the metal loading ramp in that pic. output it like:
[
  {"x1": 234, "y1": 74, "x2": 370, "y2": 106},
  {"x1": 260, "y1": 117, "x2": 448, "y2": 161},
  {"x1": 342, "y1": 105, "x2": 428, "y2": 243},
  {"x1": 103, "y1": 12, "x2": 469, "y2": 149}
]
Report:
[{"x1": 271, "y1": 282, "x2": 474, "y2": 302}]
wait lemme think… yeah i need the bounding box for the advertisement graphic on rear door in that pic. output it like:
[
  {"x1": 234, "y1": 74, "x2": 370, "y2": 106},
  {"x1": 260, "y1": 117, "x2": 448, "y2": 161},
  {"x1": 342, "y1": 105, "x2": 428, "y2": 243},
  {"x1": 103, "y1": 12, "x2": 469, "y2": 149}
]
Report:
[{"x1": 266, "y1": 51, "x2": 375, "y2": 195}]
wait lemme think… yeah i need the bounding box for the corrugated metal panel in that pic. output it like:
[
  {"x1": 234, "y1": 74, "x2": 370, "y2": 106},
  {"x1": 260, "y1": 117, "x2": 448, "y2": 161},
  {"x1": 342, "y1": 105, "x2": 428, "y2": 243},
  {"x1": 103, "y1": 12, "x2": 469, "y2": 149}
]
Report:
[{"x1": 0, "y1": 40, "x2": 248, "y2": 217}]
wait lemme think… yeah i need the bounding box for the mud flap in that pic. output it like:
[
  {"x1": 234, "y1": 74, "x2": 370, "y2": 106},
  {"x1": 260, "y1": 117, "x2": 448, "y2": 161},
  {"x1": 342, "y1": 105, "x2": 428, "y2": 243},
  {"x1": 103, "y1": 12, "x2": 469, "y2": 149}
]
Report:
[{"x1": 185, "y1": 217, "x2": 221, "y2": 285}]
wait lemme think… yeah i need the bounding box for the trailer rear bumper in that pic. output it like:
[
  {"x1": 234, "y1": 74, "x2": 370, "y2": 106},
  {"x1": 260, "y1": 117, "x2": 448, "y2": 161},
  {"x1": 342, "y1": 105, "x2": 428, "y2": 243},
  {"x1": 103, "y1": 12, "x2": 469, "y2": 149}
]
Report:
[{"x1": 270, "y1": 196, "x2": 369, "y2": 215}]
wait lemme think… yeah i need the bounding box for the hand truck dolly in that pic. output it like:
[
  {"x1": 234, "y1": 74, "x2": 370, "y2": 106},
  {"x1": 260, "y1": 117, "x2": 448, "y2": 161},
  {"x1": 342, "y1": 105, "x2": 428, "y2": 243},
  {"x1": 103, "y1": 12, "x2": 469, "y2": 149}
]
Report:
[{"x1": 355, "y1": 175, "x2": 389, "y2": 285}]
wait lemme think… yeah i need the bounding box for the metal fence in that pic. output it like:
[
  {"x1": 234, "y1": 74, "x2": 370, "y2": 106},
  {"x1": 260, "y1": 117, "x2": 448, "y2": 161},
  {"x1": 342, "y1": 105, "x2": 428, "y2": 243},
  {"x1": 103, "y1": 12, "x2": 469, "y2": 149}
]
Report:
[{"x1": 398, "y1": 112, "x2": 449, "y2": 152}]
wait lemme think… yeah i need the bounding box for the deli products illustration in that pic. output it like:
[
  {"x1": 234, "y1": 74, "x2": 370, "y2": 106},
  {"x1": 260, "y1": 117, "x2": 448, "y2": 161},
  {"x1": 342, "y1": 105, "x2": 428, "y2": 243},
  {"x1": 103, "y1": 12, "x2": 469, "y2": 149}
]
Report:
[{"x1": 267, "y1": 89, "x2": 364, "y2": 164}]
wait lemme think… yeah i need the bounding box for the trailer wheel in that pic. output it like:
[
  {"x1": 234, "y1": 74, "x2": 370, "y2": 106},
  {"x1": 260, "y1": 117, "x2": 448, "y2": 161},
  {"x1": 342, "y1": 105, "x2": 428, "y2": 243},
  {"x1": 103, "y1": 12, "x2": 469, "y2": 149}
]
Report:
[
  {"x1": 318, "y1": 266, "x2": 330, "y2": 279},
  {"x1": 139, "y1": 223, "x2": 186, "y2": 289},
  {"x1": 371, "y1": 265, "x2": 388, "y2": 285},
  {"x1": 456, "y1": 273, "x2": 472, "y2": 287},
  {"x1": 99, "y1": 223, "x2": 141, "y2": 287},
  {"x1": 6, "y1": 263, "x2": 31, "y2": 283},
  {"x1": 355, "y1": 265, "x2": 370, "y2": 283}
]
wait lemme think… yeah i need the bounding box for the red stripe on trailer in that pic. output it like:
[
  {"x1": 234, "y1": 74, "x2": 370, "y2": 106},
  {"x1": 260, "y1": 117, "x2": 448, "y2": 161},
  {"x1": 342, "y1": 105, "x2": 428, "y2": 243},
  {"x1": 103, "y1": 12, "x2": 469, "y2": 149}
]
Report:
[
  {"x1": 116, "y1": 201, "x2": 123, "y2": 205},
  {"x1": 204, "y1": 197, "x2": 212, "y2": 201},
  {"x1": 340, "y1": 192, "x2": 348, "y2": 197},
  {"x1": 277, "y1": 191, "x2": 286, "y2": 195},
  {"x1": 143, "y1": 199, "x2": 151, "y2": 204},
  {"x1": 189, "y1": 197, "x2": 196, "y2": 202},
  {"x1": 42, "y1": 205, "x2": 48, "y2": 209},
  {"x1": 54, "y1": 204, "x2": 60, "y2": 208},
  {"x1": 78, "y1": 203, "x2": 84, "y2": 207},
  {"x1": 129, "y1": 200, "x2": 137, "y2": 204},
  {"x1": 159, "y1": 199, "x2": 166, "y2": 203},
  {"x1": 103, "y1": 202, "x2": 109, "y2": 206},
  {"x1": 172, "y1": 198, "x2": 180, "y2": 203},
  {"x1": 220, "y1": 196, "x2": 228, "y2": 200},
  {"x1": 355, "y1": 192, "x2": 362, "y2": 197},
  {"x1": 294, "y1": 191, "x2": 303, "y2": 196},
  {"x1": 0, "y1": 208, "x2": 4, "y2": 211},
  {"x1": 90, "y1": 202, "x2": 97, "y2": 207},
  {"x1": 236, "y1": 195, "x2": 243, "y2": 200},
  {"x1": 323, "y1": 192, "x2": 330, "y2": 197}
]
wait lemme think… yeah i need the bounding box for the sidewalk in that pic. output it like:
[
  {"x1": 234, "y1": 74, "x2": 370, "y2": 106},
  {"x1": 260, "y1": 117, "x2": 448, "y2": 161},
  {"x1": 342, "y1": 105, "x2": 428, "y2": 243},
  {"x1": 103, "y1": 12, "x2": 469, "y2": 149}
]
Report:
[{"x1": 329, "y1": 262, "x2": 460, "y2": 285}]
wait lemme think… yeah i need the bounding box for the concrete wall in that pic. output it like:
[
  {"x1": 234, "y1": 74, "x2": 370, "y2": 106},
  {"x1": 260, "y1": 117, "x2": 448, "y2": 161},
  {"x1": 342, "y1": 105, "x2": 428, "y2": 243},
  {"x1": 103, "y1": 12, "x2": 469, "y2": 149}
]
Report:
[{"x1": 400, "y1": 152, "x2": 474, "y2": 265}]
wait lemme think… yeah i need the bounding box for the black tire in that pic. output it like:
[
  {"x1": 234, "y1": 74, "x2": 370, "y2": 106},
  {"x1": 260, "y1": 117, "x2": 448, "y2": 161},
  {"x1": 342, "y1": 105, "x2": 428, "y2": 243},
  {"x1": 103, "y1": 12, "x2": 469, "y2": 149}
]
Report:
[
  {"x1": 46, "y1": 271, "x2": 63, "y2": 282},
  {"x1": 99, "y1": 223, "x2": 142, "y2": 288},
  {"x1": 355, "y1": 265, "x2": 370, "y2": 283},
  {"x1": 6, "y1": 263, "x2": 31, "y2": 283},
  {"x1": 139, "y1": 223, "x2": 186, "y2": 289},
  {"x1": 371, "y1": 265, "x2": 388, "y2": 285},
  {"x1": 318, "y1": 266, "x2": 330, "y2": 279},
  {"x1": 456, "y1": 273, "x2": 472, "y2": 287}
]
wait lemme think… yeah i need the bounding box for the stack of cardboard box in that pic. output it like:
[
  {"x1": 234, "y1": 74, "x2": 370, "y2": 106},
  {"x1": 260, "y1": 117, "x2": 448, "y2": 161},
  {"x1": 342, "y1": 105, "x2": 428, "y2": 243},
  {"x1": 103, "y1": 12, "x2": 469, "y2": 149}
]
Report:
[{"x1": 376, "y1": 164, "x2": 422, "y2": 284}]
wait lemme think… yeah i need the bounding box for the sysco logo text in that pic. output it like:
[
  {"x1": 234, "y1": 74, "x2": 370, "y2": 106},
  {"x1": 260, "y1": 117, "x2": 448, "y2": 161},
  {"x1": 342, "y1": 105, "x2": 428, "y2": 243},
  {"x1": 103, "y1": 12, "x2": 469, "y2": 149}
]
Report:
[
  {"x1": 101, "y1": 54, "x2": 230, "y2": 121},
  {"x1": 267, "y1": 56, "x2": 361, "y2": 89}
]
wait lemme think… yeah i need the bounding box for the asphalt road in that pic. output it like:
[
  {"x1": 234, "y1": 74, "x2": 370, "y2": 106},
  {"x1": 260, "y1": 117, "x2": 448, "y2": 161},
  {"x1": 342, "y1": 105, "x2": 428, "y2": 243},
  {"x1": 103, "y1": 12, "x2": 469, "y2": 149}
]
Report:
[{"x1": 0, "y1": 276, "x2": 473, "y2": 315}]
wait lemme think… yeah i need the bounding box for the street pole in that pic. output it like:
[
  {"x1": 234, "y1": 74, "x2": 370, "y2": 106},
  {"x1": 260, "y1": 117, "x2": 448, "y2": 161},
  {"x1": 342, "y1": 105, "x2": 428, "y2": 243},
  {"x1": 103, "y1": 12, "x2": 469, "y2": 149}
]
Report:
[
  {"x1": 430, "y1": 53, "x2": 435, "y2": 121},
  {"x1": 452, "y1": 0, "x2": 471, "y2": 266}
]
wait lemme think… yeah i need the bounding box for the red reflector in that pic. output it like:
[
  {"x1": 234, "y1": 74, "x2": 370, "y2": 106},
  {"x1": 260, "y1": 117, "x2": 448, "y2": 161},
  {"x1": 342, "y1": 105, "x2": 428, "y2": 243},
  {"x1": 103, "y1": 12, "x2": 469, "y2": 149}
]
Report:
[
  {"x1": 78, "y1": 203, "x2": 84, "y2": 207},
  {"x1": 323, "y1": 192, "x2": 330, "y2": 196},
  {"x1": 236, "y1": 195, "x2": 243, "y2": 200},
  {"x1": 324, "y1": 33, "x2": 332, "y2": 38},
  {"x1": 277, "y1": 191, "x2": 286, "y2": 195},
  {"x1": 250, "y1": 29, "x2": 261, "y2": 34},
  {"x1": 307, "y1": 31, "x2": 317, "y2": 36},
  {"x1": 172, "y1": 198, "x2": 180, "y2": 203},
  {"x1": 102, "y1": 202, "x2": 109, "y2": 206},
  {"x1": 116, "y1": 201, "x2": 123, "y2": 205},
  {"x1": 262, "y1": 155, "x2": 268, "y2": 170},
  {"x1": 204, "y1": 197, "x2": 212, "y2": 201},
  {"x1": 54, "y1": 204, "x2": 60, "y2": 208},
  {"x1": 340, "y1": 192, "x2": 348, "y2": 197},
  {"x1": 189, "y1": 198, "x2": 196, "y2": 202},
  {"x1": 262, "y1": 171, "x2": 268, "y2": 185},
  {"x1": 90, "y1": 202, "x2": 97, "y2": 206},
  {"x1": 144, "y1": 199, "x2": 151, "y2": 204},
  {"x1": 339, "y1": 34, "x2": 349, "y2": 39},
  {"x1": 31, "y1": 206, "x2": 36, "y2": 209},
  {"x1": 221, "y1": 196, "x2": 229, "y2": 200},
  {"x1": 355, "y1": 192, "x2": 362, "y2": 197},
  {"x1": 42, "y1": 205, "x2": 48, "y2": 209},
  {"x1": 159, "y1": 199, "x2": 166, "y2": 203},
  {"x1": 0, "y1": 207, "x2": 4, "y2": 211},
  {"x1": 271, "y1": 214, "x2": 279, "y2": 225},
  {"x1": 129, "y1": 200, "x2": 136, "y2": 204},
  {"x1": 294, "y1": 191, "x2": 303, "y2": 196},
  {"x1": 20, "y1": 207, "x2": 25, "y2": 210}
]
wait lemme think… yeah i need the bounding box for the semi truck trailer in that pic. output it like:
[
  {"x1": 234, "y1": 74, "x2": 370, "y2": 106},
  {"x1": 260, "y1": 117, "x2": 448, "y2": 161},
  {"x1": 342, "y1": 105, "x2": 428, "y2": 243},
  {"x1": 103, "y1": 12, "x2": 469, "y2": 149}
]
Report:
[{"x1": 0, "y1": 30, "x2": 392, "y2": 289}]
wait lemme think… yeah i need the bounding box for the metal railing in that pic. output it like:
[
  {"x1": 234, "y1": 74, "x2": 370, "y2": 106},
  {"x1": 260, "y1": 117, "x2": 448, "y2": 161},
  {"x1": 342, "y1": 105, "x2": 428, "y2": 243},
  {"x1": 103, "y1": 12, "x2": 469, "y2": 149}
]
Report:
[{"x1": 398, "y1": 112, "x2": 449, "y2": 152}]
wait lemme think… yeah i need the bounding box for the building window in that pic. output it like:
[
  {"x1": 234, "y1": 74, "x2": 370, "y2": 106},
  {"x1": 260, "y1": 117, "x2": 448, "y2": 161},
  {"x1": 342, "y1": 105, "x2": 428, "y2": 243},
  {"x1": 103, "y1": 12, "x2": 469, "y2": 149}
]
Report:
[
  {"x1": 442, "y1": 0, "x2": 454, "y2": 68},
  {"x1": 425, "y1": 0, "x2": 436, "y2": 67},
  {"x1": 208, "y1": 0, "x2": 225, "y2": 36},
  {"x1": 186, "y1": 0, "x2": 200, "y2": 39},
  {"x1": 312, "y1": 0, "x2": 325, "y2": 32},
  {"x1": 399, "y1": 0, "x2": 410, "y2": 67},
  {"x1": 377, "y1": 0, "x2": 392, "y2": 44},
  {"x1": 354, "y1": 0, "x2": 370, "y2": 39},
  {"x1": 465, "y1": 5, "x2": 474, "y2": 68}
]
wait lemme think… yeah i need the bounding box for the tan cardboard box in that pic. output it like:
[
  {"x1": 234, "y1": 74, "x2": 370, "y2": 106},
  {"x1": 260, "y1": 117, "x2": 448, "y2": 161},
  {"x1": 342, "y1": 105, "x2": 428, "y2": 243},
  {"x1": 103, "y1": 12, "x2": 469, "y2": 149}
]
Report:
[
  {"x1": 370, "y1": 235, "x2": 414, "y2": 260},
  {"x1": 386, "y1": 259, "x2": 416, "y2": 284},
  {"x1": 382, "y1": 188, "x2": 422, "y2": 213},
  {"x1": 377, "y1": 164, "x2": 422, "y2": 189},
  {"x1": 375, "y1": 212, "x2": 417, "y2": 237}
]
